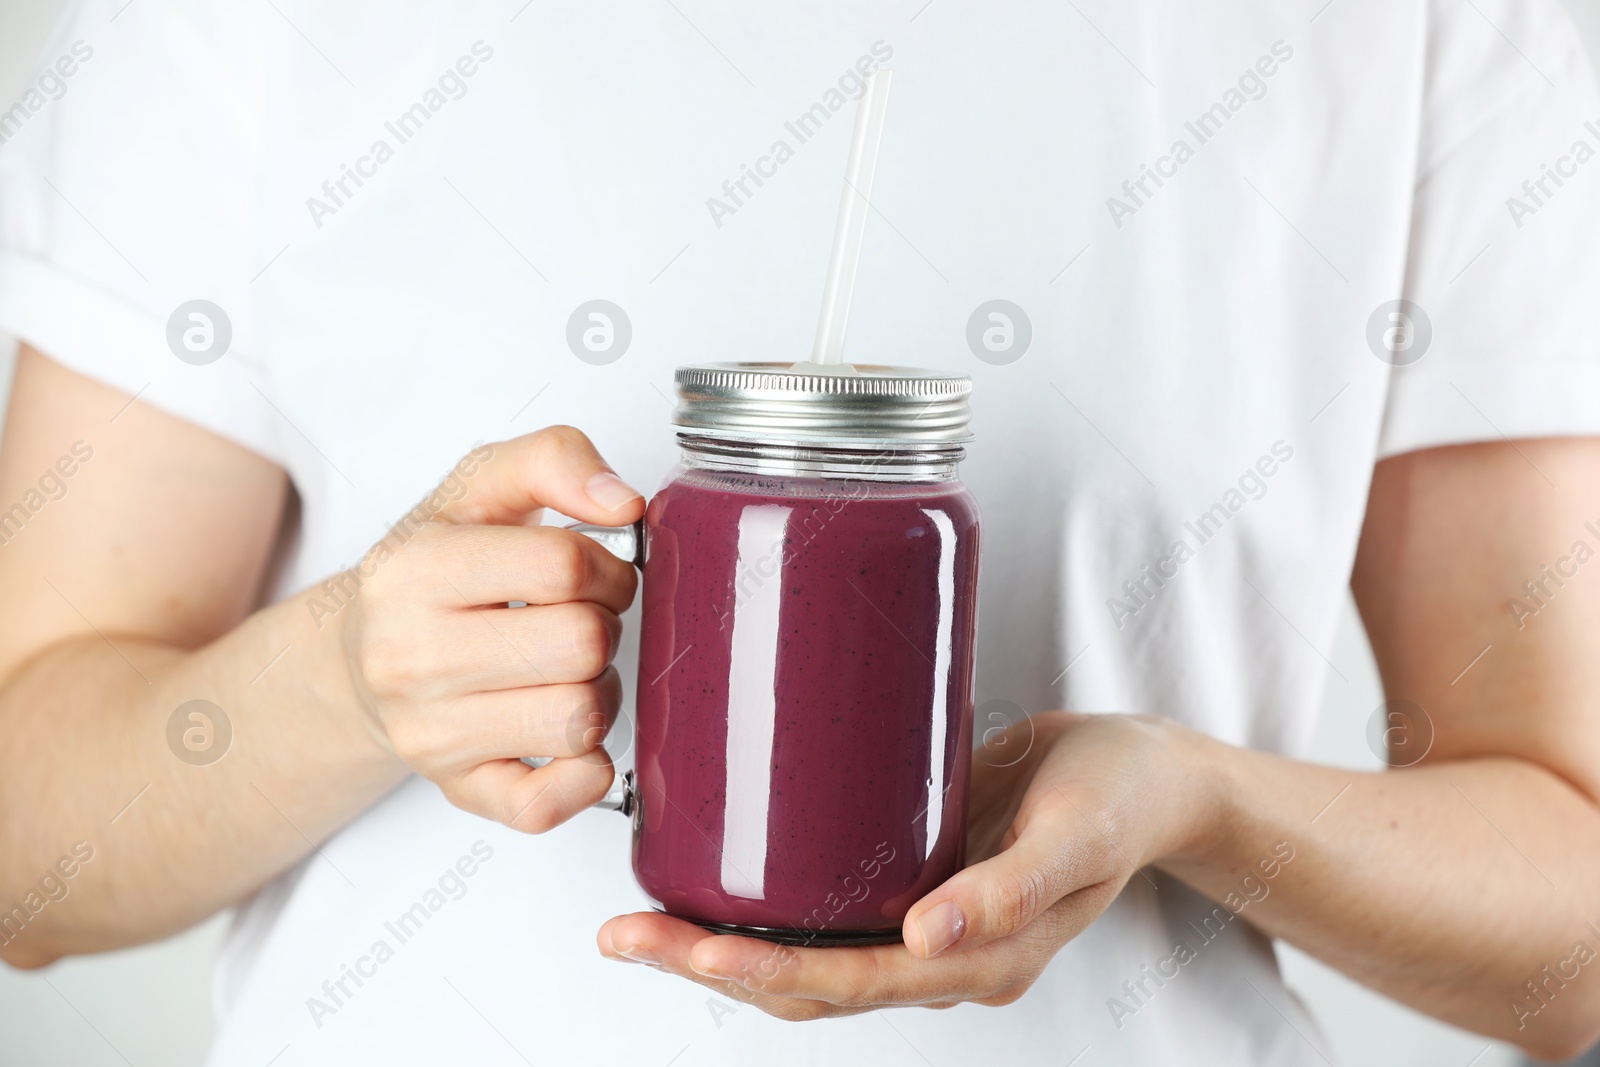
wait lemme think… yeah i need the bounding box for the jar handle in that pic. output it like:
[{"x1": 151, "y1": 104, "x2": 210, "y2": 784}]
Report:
[
  {"x1": 520, "y1": 762, "x2": 636, "y2": 816},
  {"x1": 594, "y1": 769, "x2": 636, "y2": 815},
  {"x1": 563, "y1": 517, "x2": 646, "y2": 570},
  {"x1": 522, "y1": 518, "x2": 649, "y2": 818}
]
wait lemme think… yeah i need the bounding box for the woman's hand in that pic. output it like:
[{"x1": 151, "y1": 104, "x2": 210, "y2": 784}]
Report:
[
  {"x1": 341, "y1": 426, "x2": 645, "y2": 834},
  {"x1": 597, "y1": 711, "x2": 1224, "y2": 1019}
]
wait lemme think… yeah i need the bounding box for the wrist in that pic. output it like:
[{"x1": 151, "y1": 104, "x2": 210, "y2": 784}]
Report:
[
  {"x1": 290, "y1": 580, "x2": 398, "y2": 765},
  {"x1": 1145, "y1": 717, "x2": 1243, "y2": 870}
]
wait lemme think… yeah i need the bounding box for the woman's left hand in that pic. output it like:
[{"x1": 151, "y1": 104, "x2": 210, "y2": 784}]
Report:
[{"x1": 596, "y1": 710, "x2": 1222, "y2": 1020}]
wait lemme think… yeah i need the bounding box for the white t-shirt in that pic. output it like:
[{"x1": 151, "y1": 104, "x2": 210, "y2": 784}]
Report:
[{"x1": 5, "y1": 0, "x2": 1600, "y2": 1063}]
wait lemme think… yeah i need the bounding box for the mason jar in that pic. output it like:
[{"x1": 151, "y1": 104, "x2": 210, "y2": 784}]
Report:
[{"x1": 627, "y1": 362, "x2": 980, "y2": 945}]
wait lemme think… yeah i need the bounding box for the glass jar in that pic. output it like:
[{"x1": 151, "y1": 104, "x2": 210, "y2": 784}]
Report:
[{"x1": 630, "y1": 363, "x2": 979, "y2": 945}]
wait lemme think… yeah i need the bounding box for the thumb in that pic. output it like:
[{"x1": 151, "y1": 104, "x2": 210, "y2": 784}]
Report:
[
  {"x1": 902, "y1": 810, "x2": 1082, "y2": 959},
  {"x1": 432, "y1": 425, "x2": 645, "y2": 527}
]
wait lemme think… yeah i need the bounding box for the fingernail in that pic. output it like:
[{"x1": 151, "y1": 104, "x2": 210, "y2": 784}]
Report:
[
  {"x1": 586, "y1": 471, "x2": 643, "y2": 512},
  {"x1": 914, "y1": 900, "x2": 966, "y2": 958},
  {"x1": 689, "y1": 959, "x2": 737, "y2": 982},
  {"x1": 617, "y1": 945, "x2": 661, "y2": 966}
]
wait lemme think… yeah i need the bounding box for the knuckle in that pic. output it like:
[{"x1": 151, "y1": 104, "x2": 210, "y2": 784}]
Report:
[
  {"x1": 512, "y1": 808, "x2": 559, "y2": 835},
  {"x1": 564, "y1": 684, "x2": 612, "y2": 753},
  {"x1": 386, "y1": 722, "x2": 425, "y2": 765},
  {"x1": 358, "y1": 631, "x2": 422, "y2": 697},
  {"x1": 838, "y1": 953, "x2": 889, "y2": 1007},
  {"x1": 385, "y1": 716, "x2": 444, "y2": 769},
  {"x1": 438, "y1": 782, "x2": 479, "y2": 818},
  {"x1": 1073, "y1": 806, "x2": 1123, "y2": 875},
  {"x1": 976, "y1": 981, "x2": 1033, "y2": 1008},
  {"x1": 506, "y1": 789, "x2": 561, "y2": 835},
  {"x1": 388, "y1": 522, "x2": 445, "y2": 574},
  {"x1": 988, "y1": 868, "x2": 1048, "y2": 934},
  {"x1": 592, "y1": 666, "x2": 624, "y2": 707},
  {"x1": 1083, "y1": 837, "x2": 1118, "y2": 879},
  {"x1": 562, "y1": 604, "x2": 616, "y2": 677},
  {"x1": 533, "y1": 424, "x2": 590, "y2": 464},
  {"x1": 536, "y1": 535, "x2": 590, "y2": 601},
  {"x1": 541, "y1": 423, "x2": 587, "y2": 447}
]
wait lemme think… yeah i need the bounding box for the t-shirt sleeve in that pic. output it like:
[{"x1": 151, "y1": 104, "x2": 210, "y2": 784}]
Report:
[
  {"x1": 0, "y1": 0, "x2": 285, "y2": 464},
  {"x1": 1377, "y1": 0, "x2": 1600, "y2": 459}
]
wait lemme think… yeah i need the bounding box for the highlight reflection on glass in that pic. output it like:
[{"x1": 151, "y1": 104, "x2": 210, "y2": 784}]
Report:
[{"x1": 719, "y1": 504, "x2": 791, "y2": 901}]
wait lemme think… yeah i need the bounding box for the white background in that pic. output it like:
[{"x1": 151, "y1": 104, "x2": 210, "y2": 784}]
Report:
[{"x1": 2, "y1": 2, "x2": 1599, "y2": 1065}]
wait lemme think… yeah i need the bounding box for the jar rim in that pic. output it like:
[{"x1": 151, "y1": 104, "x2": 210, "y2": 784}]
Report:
[{"x1": 672, "y1": 362, "x2": 973, "y2": 447}]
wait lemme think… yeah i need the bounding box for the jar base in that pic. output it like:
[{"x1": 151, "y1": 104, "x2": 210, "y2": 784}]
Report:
[{"x1": 685, "y1": 917, "x2": 904, "y2": 947}]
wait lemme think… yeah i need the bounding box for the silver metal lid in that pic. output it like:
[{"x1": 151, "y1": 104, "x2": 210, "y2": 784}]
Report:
[{"x1": 672, "y1": 362, "x2": 972, "y2": 448}]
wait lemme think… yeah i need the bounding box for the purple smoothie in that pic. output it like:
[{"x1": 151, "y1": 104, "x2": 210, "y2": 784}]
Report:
[{"x1": 632, "y1": 465, "x2": 979, "y2": 941}]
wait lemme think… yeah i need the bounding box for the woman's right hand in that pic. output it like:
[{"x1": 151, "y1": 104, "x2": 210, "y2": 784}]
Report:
[{"x1": 335, "y1": 426, "x2": 645, "y2": 834}]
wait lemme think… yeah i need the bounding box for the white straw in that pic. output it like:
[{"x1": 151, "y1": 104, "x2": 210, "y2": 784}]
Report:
[{"x1": 808, "y1": 68, "x2": 894, "y2": 366}]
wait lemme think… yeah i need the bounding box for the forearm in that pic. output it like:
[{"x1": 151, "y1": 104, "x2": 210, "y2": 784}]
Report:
[
  {"x1": 1159, "y1": 731, "x2": 1600, "y2": 1058},
  {"x1": 0, "y1": 584, "x2": 405, "y2": 965}
]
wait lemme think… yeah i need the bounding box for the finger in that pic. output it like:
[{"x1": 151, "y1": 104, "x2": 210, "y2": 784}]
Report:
[
  {"x1": 903, "y1": 802, "x2": 1111, "y2": 959},
  {"x1": 431, "y1": 600, "x2": 622, "y2": 691},
  {"x1": 416, "y1": 524, "x2": 638, "y2": 614},
  {"x1": 431, "y1": 426, "x2": 645, "y2": 527},
  {"x1": 599, "y1": 914, "x2": 850, "y2": 1021},
  {"x1": 599, "y1": 912, "x2": 717, "y2": 966},
  {"x1": 682, "y1": 933, "x2": 1001, "y2": 1009},
  {"x1": 391, "y1": 670, "x2": 622, "y2": 768},
  {"x1": 679, "y1": 893, "x2": 1116, "y2": 1010},
  {"x1": 443, "y1": 750, "x2": 614, "y2": 834}
]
